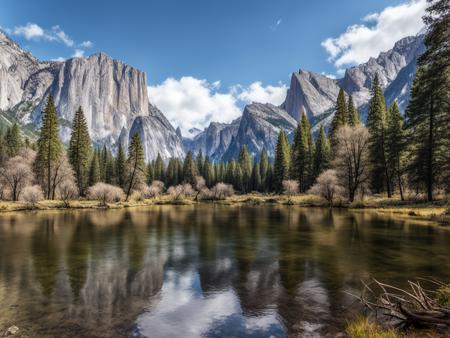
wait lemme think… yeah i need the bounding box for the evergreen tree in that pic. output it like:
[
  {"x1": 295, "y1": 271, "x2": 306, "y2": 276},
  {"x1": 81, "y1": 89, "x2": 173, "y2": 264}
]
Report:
[
  {"x1": 154, "y1": 153, "x2": 165, "y2": 182},
  {"x1": 251, "y1": 162, "x2": 262, "y2": 192},
  {"x1": 313, "y1": 125, "x2": 331, "y2": 180},
  {"x1": 225, "y1": 160, "x2": 236, "y2": 185},
  {"x1": 204, "y1": 156, "x2": 213, "y2": 187},
  {"x1": 105, "y1": 150, "x2": 115, "y2": 184},
  {"x1": 147, "y1": 162, "x2": 154, "y2": 184},
  {"x1": 196, "y1": 151, "x2": 204, "y2": 176},
  {"x1": 238, "y1": 145, "x2": 252, "y2": 192},
  {"x1": 5, "y1": 123, "x2": 23, "y2": 157},
  {"x1": 291, "y1": 112, "x2": 314, "y2": 191},
  {"x1": 405, "y1": 1, "x2": 450, "y2": 200},
  {"x1": 182, "y1": 151, "x2": 197, "y2": 185},
  {"x1": 68, "y1": 106, "x2": 92, "y2": 195},
  {"x1": 125, "y1": 132, "x2": 145, "y2": 200},
  {"x1": 366, "y1": 75, "x2": 391, "y2": 196},
  {"x1": 99, "y1": 145, "x2": 108, "y2": 182},
  {"x1": 166, "y1": 158, "x2": 179, "y2": 186},
  {"x1": 116, "y1": 143, "x2": 126, "y2": 188},
  {"x1": 273, "y1": 130, "x2": 290, "y2": 192},
  {"x1": 329, "y1": 87, "x2": 347, "y2": 147},
  {"x1": 34, "y1": 95, "x2": 63, "y2": 199},
  {"x1": 88, "y1": 151, "x2": 100, "y2": 186},
  {"x1": 386, "y1": 102, "x2": 406, "y2": 200},
  {"x1": 259, "y1": 149, "x2": 269, "y2": 191},
  {"x1": 346, "y1": 95, "x2": 360, "y2": 126}
]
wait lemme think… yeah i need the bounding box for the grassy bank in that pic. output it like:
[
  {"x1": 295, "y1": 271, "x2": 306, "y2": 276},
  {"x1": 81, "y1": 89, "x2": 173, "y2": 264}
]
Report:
[{"x1": 0, "y1": 193, "x2": 448, "y2": 225}]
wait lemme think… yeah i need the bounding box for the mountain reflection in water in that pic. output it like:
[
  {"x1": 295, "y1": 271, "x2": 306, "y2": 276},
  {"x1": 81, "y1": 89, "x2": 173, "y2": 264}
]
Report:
[{"x1": 0, "y1": 205, "x2": 449, "y2": 337}]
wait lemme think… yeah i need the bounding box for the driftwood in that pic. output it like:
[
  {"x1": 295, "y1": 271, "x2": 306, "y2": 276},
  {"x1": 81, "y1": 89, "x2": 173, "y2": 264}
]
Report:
[{"x1": 348, "y1": 278, "x2": 450, "y2": 329}]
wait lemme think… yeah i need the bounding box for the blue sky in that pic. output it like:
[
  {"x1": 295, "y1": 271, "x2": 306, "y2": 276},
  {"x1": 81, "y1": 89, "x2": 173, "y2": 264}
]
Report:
[{"x1": 0, "y1": 0, "x2": 426, "y2": 134}]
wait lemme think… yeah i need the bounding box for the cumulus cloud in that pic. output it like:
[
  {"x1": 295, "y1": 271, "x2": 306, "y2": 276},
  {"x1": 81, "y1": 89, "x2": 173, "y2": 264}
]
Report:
[
  {"x1": 12, "y1": 23, "x2": 75, "y2": 47},
  {"x1": 232, "y1": 81, "x2": 287, "y2": 105},
  {"x1": 72, "y1": 49, "x2": 85, "y2": 58},
  {"x1": 322, "y1": 0, "x2": 427, "y2": 70},
  {"x1": 148, "y1": 77, "x2": 287, "y2": 137},
  {"x1": 79, "y1": 40, "x2": 93, "y2": 48}
]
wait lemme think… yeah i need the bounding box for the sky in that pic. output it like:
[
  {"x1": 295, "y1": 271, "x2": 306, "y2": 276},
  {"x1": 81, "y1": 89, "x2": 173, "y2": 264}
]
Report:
[{"x1": 0, "y1": 0, "x2": 427, "y2": 135}]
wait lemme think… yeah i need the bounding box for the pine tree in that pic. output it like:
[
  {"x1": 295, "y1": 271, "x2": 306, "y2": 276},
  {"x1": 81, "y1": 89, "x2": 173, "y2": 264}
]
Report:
[
  {"x1": 386, "y1": 102, "x2": 406, "y2": 200},
  {"x1": 166, "y1": 158, "x2": 179, "y2": 186},
  {"x1": 88, "y1": 151, "x2": 100, "y2": 186},
  {"x1": 99, "y1": 145, "x2": 108, "y2": 182},
  {"x1": 125, "y1": 132, "x2": 145, "y2": 200},
  {"x1": 68, "y1": 106, "x2": 92, "y2": 195},
  {"x1": 5, "y1": 123, "x2": 23, "y2": 157},
  {"x1": 34, "y1": 95, "x2": 63, "y2": 199},
  {"x1": 105, "y1": 150, "x2": 115, "y2": 184},
  {"x1": 203, "y1": 156, "x2": 213, "y2": 187},
  {"x1": 196, "y1": 151, "x2": 204, "y2": 176},
  {"x1": 238, "y1": 145, "x2": 252, "y2": 192},
  {"x1": 291, "y1": 112, "x2": 314, "y2": 191},
  {"x1": 367, "y1": 75, "x2": 391, "y2": 196},
  {"x1": 251, "y1": 162, "x2": 262, "y2": 192},
  {"x1": 183, "y1": 151, "x2": 197, "y2": 185},
  {"x1": 116, "y1": 143, "x2": 126, "y2": 188},
  {"x1": 259, "y1": 149, "x2": 269, "y2": 191},
  {"x1": 329, "y1": 87, "x2": 347, "y2": 147},
  {"x1": 273, "y1": 130, "x2": 290, "y2": 192},
  {"x1": 154, "y1": 153, "x2": 165, "y2": 182},
  {"x1": 405, "y1": 1, "x2": 450, "y2": 200},
  {"x1": 347, "y1": 95, "x2": 360, "y2": 126},
  {"x1": 147, "y1": 162, "x2": 154, "y2": 184},
  {"x1": 313, "y1": 125, "x2": 331, "y2": 180}
]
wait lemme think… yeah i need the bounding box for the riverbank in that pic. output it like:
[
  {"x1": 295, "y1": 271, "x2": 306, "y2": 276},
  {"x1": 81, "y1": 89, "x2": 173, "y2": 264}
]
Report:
[{"x1": 0, "y1": 194, "x2": 448, "y2": 225}]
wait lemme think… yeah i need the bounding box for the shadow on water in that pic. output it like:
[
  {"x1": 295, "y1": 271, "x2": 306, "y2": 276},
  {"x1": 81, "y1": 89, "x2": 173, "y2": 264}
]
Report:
[{"x1": 0, "y1": 205, "x2": 449, "y2": 337}]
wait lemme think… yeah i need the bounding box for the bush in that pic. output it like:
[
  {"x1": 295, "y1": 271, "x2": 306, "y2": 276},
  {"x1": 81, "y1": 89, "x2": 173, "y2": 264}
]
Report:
[
  {"x1": 210, "y1": 183, "x2": 234, "y2": 200},
  {"x1": 282, "y1": 180, "x2": 299, "y2": 203},
  {"x1": 129, "y1": 190, "x2": 144, "y2": 202},
  {"x1": 308, "y1": 169, "x2": 344, "y2": 205},
  {"x1": 87, "y1": 183, "x2": 125, "y2": 206},
  {"x1": 167, "y1": 183, "x2": 194, "y2": 200},
  {"x1": 21, "y1": 185, "x2": 44, "y2": 208},
  {"x1": 143, "y1": 180, "x2": 165, "y2": 198},
  {"x1": 57, "y1": 180, "x2": 79, "y2": 207}
]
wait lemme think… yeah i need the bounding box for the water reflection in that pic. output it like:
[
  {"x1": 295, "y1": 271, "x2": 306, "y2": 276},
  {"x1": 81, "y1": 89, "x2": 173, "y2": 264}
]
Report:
[{"x1": 0, "y1": 206, "x2": 449, "y2": 337}]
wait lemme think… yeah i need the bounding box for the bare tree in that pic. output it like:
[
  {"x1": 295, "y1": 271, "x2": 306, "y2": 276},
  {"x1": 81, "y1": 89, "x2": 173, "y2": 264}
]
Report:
[
  {"x1": 308, "y1": 169, "x2": 344, "y2": 205},
  {"x1": 57, "y1": 180, "x2": 79, "y2": 207},
  {"x1": 210, "y1": 182, "x2": 234, "y2": 200},
  {"x1": 21, "y1": 185, "x2": 44, "y2": 208},
  {"x1": 143, "y1": 180, "x2": 165, "y2": 198},
  {"x1": 0, "y1": 155, "x2": 34, "y2": 201},
  {"x1": 282, "y1": 179, "x2": 299, "y2": 203},
  {"x1": 167, "y1": 183, "x2": 194, "y2": 200},
  {"x1": 194, "y1": 176, "x2": 206, "y2": 201},
  {"x1": 333, "y1": 125, "x2": 371, "y2": 202},
  {"x1": 87, "y1": 183, "x2": 125, "y2": 206},
  {"x1": 49, "y1": 154, "x2": 76, "y2": 200}
]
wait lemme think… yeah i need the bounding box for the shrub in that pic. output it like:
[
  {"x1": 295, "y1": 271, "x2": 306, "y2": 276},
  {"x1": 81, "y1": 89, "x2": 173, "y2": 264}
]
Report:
[
  {"x1": 21, "y1": 185, "x2": 44, "y2": 208},
  {"x1": 167, "y1": 183, "x2": 194, "y2": 200},
  {"x1": 143, "y1": 180, "x2": 165, "y2": 198},
  {"x1": 346, "y1": 317, "x2": 402, "y2": 338},
  {"x1": 282, "y1": 180, "x2": 299, "y2": 203},
  {"x1": 129, "y1": 190, "x2": 144, "y2": 202},
  {"x1": 87, "y1": 183, "x2": 125, "y2": 206},
  {"x1": 308, "y1": 169, "x2": 344, "y2": 205},
  {"x1": 0, "y1": 155, "x2": 34, "y2": 201},
  {"x1": 57, "y1": 180, "x2": 79, "y2": 207},
  {"x1": 210, "y1": 183, "x2": 234, "y2": 200}
]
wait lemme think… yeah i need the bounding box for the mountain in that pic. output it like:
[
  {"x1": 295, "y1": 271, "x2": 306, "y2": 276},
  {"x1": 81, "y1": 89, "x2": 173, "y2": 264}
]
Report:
[
  {"x1": 282, "y1": 34, "x2": 425, "y2": 124},
  {"x1": 182, "y1": 119, "x2": 240, "y2": 161},
  {"x1": 186, "y1": 34, "x2": 425, "y2": 162},
  {"x1": 0, "y1": 30, "x2": 184, "y2": 161},
  {"x1": 222, "y1": 103, "x2": 297, "y2": 161}
]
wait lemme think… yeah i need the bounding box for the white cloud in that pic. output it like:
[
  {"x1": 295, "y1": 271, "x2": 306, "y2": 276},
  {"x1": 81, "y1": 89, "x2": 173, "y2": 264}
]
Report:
[
  {"x1": 51, "y1": 25, "x2": 74, "y2": 47},
  {"x1": 321, "y1": 72, "x2": 337, "y2": 79},
  {"x1": 148, "y1": 77, "x2": 287, "y2": 137},
  {"x1": 233, "y1": 81, "x2": 287, "y2": 105},
  {"x1": 51, "y1": 56, "x2": 65, "y2": 62},
  {"x1": 72, "y1": 49, "x2": 85, "y2": 58},
  {"x1": 79, "y1": 40, "x2": 93, "y2": 48},
  {"x1": 322, "y1": 0, "x2": 427, "y2": 70},
  {"x1": 13, "y1": 23, "x2": 46, "y2": 40}
]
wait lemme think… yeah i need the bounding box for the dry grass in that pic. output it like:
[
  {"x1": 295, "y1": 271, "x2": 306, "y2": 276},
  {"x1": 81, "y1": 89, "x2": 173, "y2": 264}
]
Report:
[{"x1": 346, "y1": 317, "x2": 402, "y2": 338}]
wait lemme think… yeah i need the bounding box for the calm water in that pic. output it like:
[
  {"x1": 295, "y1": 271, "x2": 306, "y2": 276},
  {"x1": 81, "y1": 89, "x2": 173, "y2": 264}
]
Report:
[{"x1": 0, "y1": 205, "x2": 449, "y2": 338}]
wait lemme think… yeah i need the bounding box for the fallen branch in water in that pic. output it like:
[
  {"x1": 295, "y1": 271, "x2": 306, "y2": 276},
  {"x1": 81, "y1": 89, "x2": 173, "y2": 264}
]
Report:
[{"x1": 348, "y1": 278, "x2": 450, "y2": 330}]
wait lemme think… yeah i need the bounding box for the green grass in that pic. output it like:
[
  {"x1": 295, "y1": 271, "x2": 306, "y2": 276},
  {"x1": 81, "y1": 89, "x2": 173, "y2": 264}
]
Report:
[{"x1": 346, "y1": 317, "x2": 403, "y2": 338}]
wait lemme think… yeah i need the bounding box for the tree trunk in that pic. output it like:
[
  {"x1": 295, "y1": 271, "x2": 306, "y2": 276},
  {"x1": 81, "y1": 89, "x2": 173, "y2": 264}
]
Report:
[{"x1": 427, "y1": 95, "x2": 434, "y2": 201}]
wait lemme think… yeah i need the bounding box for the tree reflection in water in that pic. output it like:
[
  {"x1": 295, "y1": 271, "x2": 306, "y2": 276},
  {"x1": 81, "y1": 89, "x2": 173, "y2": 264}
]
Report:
[{"x1": 0, "y1": 205, "x2": 448, "y2": 337}]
